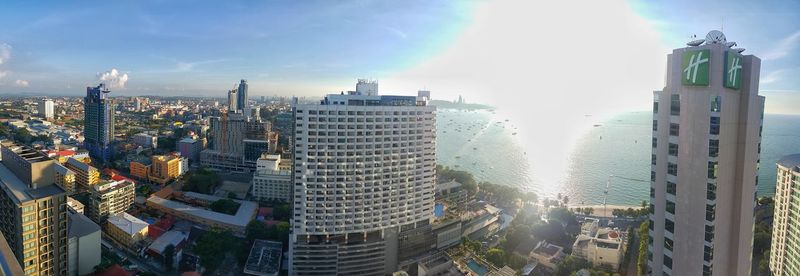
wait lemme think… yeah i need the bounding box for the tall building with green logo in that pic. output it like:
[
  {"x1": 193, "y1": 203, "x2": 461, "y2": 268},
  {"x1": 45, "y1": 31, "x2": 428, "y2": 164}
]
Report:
[{"x1": 648, "y1": 30, "x2": 764, "y2": 276}]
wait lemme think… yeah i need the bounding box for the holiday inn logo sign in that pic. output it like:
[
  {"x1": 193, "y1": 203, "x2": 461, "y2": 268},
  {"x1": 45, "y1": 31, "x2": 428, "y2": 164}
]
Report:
[
  {"x1": 725, "y1": 51, "x2": 742, "y2": 90},
  {"x1": 682, "y1": 49, "x2": 710, "y2": 86}
]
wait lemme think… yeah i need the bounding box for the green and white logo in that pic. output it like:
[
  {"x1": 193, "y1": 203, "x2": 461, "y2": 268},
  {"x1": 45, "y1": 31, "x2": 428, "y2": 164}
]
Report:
[
  {"x1": 682, "y1": 49, "x2": 710, "y2": 86},
  {"x1": 724, "y1": 51, "x2": 742, "y2": 89}
]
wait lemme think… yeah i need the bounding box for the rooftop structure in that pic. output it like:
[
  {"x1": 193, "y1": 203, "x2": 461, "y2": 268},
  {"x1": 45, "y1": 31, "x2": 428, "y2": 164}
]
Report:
[
  {"x1": 147, "y1": 230, "x2": 187, "y2": 256},
  {"x1": 107, "y1": 212, "x2": 149, "y2": 236},
  {"x1": 146, "y1": 193, "x2": 258, "y2": 235},
  {"x1": 243, "y1": 239, "x2": 282, "y2": 276}
]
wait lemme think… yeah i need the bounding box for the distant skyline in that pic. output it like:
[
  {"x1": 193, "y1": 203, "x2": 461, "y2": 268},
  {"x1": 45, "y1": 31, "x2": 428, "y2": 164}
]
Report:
[{"x1": 0, "y1": 0, "x2": 798, "y2": 114}]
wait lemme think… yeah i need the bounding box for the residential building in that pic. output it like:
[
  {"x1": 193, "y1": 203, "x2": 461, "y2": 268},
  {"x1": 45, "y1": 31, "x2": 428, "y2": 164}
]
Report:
[
  {"x1": 54, "y1": 163, "x2": 76, "y2": 194},
  {"x1": 38, "y1": 99, "x2": 54, "y2": 120},
  {"x1": 769, "y1": 154, "x2": 800, "y2": 275},
  {"x1": 129, "y1": 161, "x2": 149, "y2": 180},
  {"x1": 67, "y1": 197, "x2": 85, "y2": 214},
  {"x1": 65, "y1": 157, "x2": 99, "y2": 190},
  {"x1": 201, "y1": 112, "x2": 272, "y2": 173},
  {"x1": 648, "y1": 30, "x2": 764, "y2": 276},
  {"x1": 251, "y1": 154, "x2": 291, "y2": 202},
  {"x1": 86, "y1": 180, "x2": 135, "y2": 223},
  {"x1": 178, "y1": 137, "x2": 202, "y2": 163},
  {"x1": 146, "y1": 191, "x2": 257, "y2": 235},
  {"x1": 0, "y1": 141, "x2": 68, "y2": 276},
  {"x1": 228, "y1": 89, "x2": 238, "y2": 112},
  {"x1": 572, "y1": 223, "x2": 625, "y2": 270},
  {"x1": 243, "y1": 239, "x2": 282, "y2": 276},
  {"x1": 67, "y1": 210, "x2": 101, "y2": 276},
  {"x1": 133, "y1": 133, "x2": 157, "y2": 148},
  {"x1": 288, "y1": 81, "x2": 436, "y2": 275},
  {"x1": 530, "y1": 241, "x2": 566, "y2": 270},
  {"x1": 84, "y1": 83, "x2": 115, "y2": 163},
  {"x1": 149, "y1": 155, "x2": 181, "y2": 185},
  {"x1": 146, "y1": 230, "x2": 187, "y2": 270},
  {"x1": 237, "y1": 79, "x2": 249, "y2": 114},
  {"x1": 105, "y1": 212, "x2": 149, "y2": 248},
  {"x1": 0, "y1": 232, "x2": 24, "y2": 276}
]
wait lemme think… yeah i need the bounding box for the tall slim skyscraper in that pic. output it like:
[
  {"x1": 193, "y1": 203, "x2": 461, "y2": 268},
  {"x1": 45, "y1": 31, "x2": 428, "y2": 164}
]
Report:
[
  {"x1": 0, "y1": 141, "x2": 68, "y2": 276},
  {"x1": 237, "y1": 79, "x2": 248, "y2": 113},
  {"x1": 288, "y1": 81, "x2": 436, "y2": 275},
  {"x1": 228, "y1": 89, "x2": 238, "y2": 112},
  {"x1": 648, "y1": 30, "x2": 764, "y2": 276},
  {"x1": 769, "y1": 154, "x2": 800, "y2": 275},
  {"x1": 38, "y1": 99, "x2": 54, "y2": 120},
  {"x1": 84, "y1": 84, "x2": 115, "y2": 163}
]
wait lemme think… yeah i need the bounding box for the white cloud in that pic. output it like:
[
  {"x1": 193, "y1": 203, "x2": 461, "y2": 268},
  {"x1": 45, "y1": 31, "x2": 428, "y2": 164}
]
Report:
[
  {"x1": 0, "y1": 43, "x2": 10, "y2": 65},
  {"x1": 14, "y1": 79, "x2": 28, "y2": 87},
  {"x1": 0, "y1": 71, "x2": 7, "y2": 79},
  {"x1": 97, "y1": 68, "x2": 129, "y2": 89},
  {"x1": 761, "y1": 69, "x2": 785, "y2": 84},
  {"x1": 761, "y1": 31, "x2": 800, "y2": 61}
]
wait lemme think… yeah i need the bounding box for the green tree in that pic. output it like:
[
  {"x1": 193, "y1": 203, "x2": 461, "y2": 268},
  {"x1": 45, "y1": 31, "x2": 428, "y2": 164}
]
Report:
[
  {"x1": 210, "y1": 199, "x2": 240, "y2": 215},
  {"x1": 637, "y1": 221, "x2": 649, "y2": 276},
  {"x1": 194, "y1": 229, "x2": 237, "y2": 273},
  {"x1": 485, "y1": 248, "x2": 506, "y2": 267},
  {"x1": 548, "y1": 208, "x2": 576, "y2": 225},
  {"x1": 246, "y1": 220, "x2": 270, "y2": 241},
  {"x1": 163, "y1": 244, "x2": 175, "y2": 271},
  {"x1": 273, "y1": 204, "x2": 291, "y2": 220},
  {"x1": 556, "y1": 255, "x2": 591, "y2": 276},
  {"x1": 507, "y1": 253, "x2": 528, "y2": 270}
]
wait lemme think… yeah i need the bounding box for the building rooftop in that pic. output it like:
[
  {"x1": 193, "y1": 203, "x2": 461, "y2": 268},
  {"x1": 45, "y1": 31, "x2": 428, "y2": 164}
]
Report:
[
  {"x1": 778, "y1": 154, "x2": 800, "y2": 172},
  {"x1": 1, "y1": 141, "x2": 52, "y2": 163},
  {"x1": 54, "y1": 163, "x2": 75, "y2": 175},
  {"x1": 107, "y1": 212, "x2": 149, "y2": 236},
  {"x1": 68, "y1": 211, "x2": 101, "y2": 238},
  {"x1": 243, "y1": 239, "x2": 282, "y2": 276},
  {"x1": 147, "y1": 194, "x2": 258, "y2": 229},
  {"x1": 66, "y1": 157, "x2": 96, "y2": 172},
  {"x1": 0, "y1": 163, "x2": 65, "y2": 204},
  {"x1": 436, "y1": 180, "x2": 462, "y2": 193},
  {"x1": 94, "y1": 179, "x2": 133, "y2": 193},
  {"x1": 148, "y1": 230, "x2": 187, "y2": 255}
]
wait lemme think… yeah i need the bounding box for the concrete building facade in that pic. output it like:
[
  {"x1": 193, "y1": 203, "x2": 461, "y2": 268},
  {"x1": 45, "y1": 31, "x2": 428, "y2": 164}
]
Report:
[
  {"x1": 86, "y1": 180, "x2": 135, "y2": 223},
  {"x1": 251, "y1": 154, "x2": 291, "y2": 202},
  {"x1": 288, "y1": 82, "x2": 436, "y2": 275},
  {"x1": 38, "y1": 99, "x2": 54, "y2": 120},
  {"x1": 64, "y1": 157, "x2": 99, "y2": 191},
  {"x1": 84, "y1": 84, "x2": 115, "y2": 163},
  {"x1": 67, "y1": 211, "x2": 100, "y2": 276},
  {"x1": 201, "y1": 112, "x2": 272, "y2": 173},
  {"x1": 648, "y1": 31, "x2": 764, "y2": 276},
  {"x1": 770, "y1": 154, "x2": 800, "y2": 275}
]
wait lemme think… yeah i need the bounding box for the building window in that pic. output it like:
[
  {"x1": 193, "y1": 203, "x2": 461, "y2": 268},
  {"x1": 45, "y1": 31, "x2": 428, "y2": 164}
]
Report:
[
  {"x1": 654, "y1": 100, "x2": 659, "y2": 113},
  {"x1": 705, "y1": 225, "x2": 715, "y2": 243},
  {"x1": 667, "y1": 163, "x2": 678, "y2": 176},
  {"x1": 652, "y1": 137, "x2": 658, "y2": 148},
  {"x1": 706, "y1": 204, "x2": 716, "y2": 221},
  {"x1": 703, "y1": 264, "x2": 713, "y2": 276},
  {"x1": 653, "y1": 120, "x2": 658, "y2": 131},
  {"x1": 652, "y1": 154, "x2": 657, "y2": 165},
  {"x1": 664, "y1": 254, "x2": 673, "y2": 269},
  {"x1": 667, "y1": 182, "x2": 676, "y2": 195},
  {"x1": 708, "y1": 161, "x2": 718, "y2": 179},
  {"x1": 709, "y1": 139, "x2": 719, "y2": 157},
  {"x1": 704, "y1": 245, "x2": 714, "y2": 262},
  {"x1": 664, "y1": 237, "x2": 674, "y2": 252},
  {"x1": 649, "y1": 203, "x2": 655, "y2": 214},
  {"x1": 669, "y1": 123, "x2": 680, "y2": 136},
  {"x1": 710, "y1": 117, "x2": 720, "y2": 135},
  {"x1": 651, "y1": 171, "x2": 656, "y2": 182},
  {"x1": 666, "y1": 201, "x2": 675, "y2": 214},
  {"x1": 670, "y1": 94, "x2": 680, "y2": 116},
  {"x1": 668, "y1": 143, "x2": 678, "y2": 156},
  {"x1": 665, "y1": 218, "x2": 674, "y2": 233},
  {"x1": 650, "y1": 187, "x2": 655, "y2": 198},
  {"x1": 707, "y1": 183, "x2": 716, "y2": 201},
  {"x1": 710, "y1": 95, "x2": 721, "y2": 112}
]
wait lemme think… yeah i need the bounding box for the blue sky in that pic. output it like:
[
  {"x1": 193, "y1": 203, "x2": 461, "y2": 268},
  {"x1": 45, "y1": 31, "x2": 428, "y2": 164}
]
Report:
[{"x1": 0, "y1": 0, "x2": 798, "y2": 114}]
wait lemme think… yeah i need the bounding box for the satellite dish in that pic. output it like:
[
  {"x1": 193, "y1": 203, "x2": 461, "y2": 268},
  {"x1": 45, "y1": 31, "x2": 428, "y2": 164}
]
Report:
[
  {"x1": 725, "y1": 42, "x2": 737, "y2": 48},
  {"x1": 687, "y1": 39, "x2": 705, "y2": 46},
  {"x1": 705, "y1": 30, "x2": 727, "y2": 44},
  {"x1": 733, "y1": 48, "x2": 746, "y2": 53}
]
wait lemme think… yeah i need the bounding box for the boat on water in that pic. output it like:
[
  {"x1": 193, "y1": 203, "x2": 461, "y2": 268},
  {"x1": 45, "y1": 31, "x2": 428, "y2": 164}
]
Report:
[
  {"x1": 512, "y1": 132, "x2": 517, "y2": 135},
  {"x1": 593, "y1": 124, "x2": 602, "y2": 127}
]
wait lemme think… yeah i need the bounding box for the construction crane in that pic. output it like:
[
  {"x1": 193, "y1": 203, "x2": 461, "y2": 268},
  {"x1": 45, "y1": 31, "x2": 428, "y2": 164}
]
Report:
[{"x1": 603, "y1": 174, "x2": 650, "y2": 216}]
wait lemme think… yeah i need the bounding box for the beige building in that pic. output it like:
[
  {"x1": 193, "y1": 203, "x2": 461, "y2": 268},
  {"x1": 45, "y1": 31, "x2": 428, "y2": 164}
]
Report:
[
  {"x1": 769, "y1": 154, "x2": 800, "y2": 275},
  {"x1": 572, "y1": 220, "x2": 625, "y2": 270},
  {"x1": 250, "y1": 154, "x2": 291, "y2": 202},
  {"x1": 648, "y1": 30, "x2": 764, "y2": 276},
  {"x1": 0, "y1": 141, "x2": 68, "y2": 276},
  {"x1": 149, "y1": 155, "x2": 181, "y2": 185},
  {"x1": 87, "y1": 180, "x2": 135, "y2": 223},
  {"x1": 64, "y1": 157, "x2": 99, "y2": 190},
  {"x1": 105, "y1": 212, "x2": 149, "y2": 248}
]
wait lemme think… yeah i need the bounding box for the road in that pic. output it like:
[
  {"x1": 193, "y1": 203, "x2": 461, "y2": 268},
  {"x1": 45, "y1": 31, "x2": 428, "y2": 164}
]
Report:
[
  {"x1": 626, "y1": 232, "x2": 640, "y2": 276},
  {"x1": 102, "y1": 238, "x2": 165, "y2": 275}
]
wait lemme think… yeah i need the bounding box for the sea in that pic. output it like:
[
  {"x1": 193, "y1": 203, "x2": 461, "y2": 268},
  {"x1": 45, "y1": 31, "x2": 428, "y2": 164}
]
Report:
[{"x1": 435, "y1": 108, "x2": 800, "y2": 206}]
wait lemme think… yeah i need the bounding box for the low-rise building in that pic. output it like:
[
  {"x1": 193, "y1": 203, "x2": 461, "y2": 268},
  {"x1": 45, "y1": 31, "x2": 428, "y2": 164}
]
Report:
[
  {"x1": 87, "y1": 180, "x2": 135, "y2": 223},
  {"x1": 436, "y1": 180, "x2": 469, "y2": 209},
  {"x1": 67, "y1": 210, "x2": 101, "y2": 276},
  {"x1": 129, "y1": 160, "x2": 150, "y2": 180},
  {"x1": 530, "y1": 241, "x2": 566, "y2": 270},
  {"x1": 133, "y1": 133, "x2": 158, "y2": 148},
  {"x1": 67, "y1": 196, "x2": 85, "y2": 214},
  {"x1": 146, "y1": 192, "x2": 257, "y2": 235},
  {"x1": 251, "y1": 154, "x2": 291, "y2": 202},
  {"x1": 54, "y1": 163, "x2": 77, "y2": 194},
  {"x1": 243, "y1": 240, "x2": 282, "y2": 276},
  {"x1": 147, "y1": 230, "x2": 187, "y2": 270},
  {"x1": 65, "y1": 157, "x2": 99, "y2": 190},
  {"x1": 572, "y1": 227, "x2": 625, "y2": 270},
  {"x1": 105, "y1": 212, "x2": 149, "y2": 248}
]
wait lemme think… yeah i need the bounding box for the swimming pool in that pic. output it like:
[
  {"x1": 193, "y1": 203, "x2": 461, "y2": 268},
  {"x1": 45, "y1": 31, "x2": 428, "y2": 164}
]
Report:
[
  {"x1": 466, "y1": 259, "x2": 488, "y2": 276},
  {"x1": 434, "y1": 203, "x2": 445, "y2": 218}
]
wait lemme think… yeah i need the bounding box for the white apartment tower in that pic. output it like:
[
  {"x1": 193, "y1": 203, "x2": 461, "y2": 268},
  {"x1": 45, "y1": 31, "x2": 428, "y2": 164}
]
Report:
[
  {"x1": 251, "y1": 153, "x2": 292, "y2": 202},
  {"x1": 288, "y1": 81, "x2": 436, "y2": 275},
  {"x1": 38, "y1": 99, "x2": 54, "y2": 120},
  {"x1": 648, "y1": 30, "x2": 764, "y2": 276},
  {"x1": 770, "y1": 154, "x2": 800, "y2": 275}
]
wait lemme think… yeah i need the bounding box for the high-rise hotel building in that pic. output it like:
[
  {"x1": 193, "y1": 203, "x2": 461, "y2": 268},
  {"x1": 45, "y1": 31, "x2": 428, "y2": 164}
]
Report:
[
  {"x1": 84, "y1": 84, "x2": 115, "y2": 163},
  {"x1": 0, "y1": 141, "x2": 68, "y2": 276},
  {"x1": 648, "y1": 30, "x2": 764, "y2": 276},
  {"x1": 770, "y1": 154, "x2": 800, "y2": 275},
  {"x1": 288, "y1": 81, "x2": 436, "y2": 275}
]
